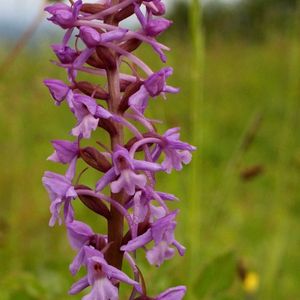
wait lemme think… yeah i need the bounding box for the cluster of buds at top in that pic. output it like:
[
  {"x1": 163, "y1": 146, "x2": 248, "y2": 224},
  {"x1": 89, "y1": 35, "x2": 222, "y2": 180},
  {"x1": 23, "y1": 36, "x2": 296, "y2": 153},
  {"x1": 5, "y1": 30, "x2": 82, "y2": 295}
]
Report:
[{"x1": 42, "y1": 1, "x2": 195, "y2": 299}]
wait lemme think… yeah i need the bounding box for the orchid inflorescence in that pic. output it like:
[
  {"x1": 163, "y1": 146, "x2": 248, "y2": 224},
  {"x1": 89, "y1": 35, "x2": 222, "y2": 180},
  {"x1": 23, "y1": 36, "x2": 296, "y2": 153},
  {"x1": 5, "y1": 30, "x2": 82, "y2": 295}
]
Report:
[{"x1": 42, "y1": 0, "x2": 195, "y2": 299}]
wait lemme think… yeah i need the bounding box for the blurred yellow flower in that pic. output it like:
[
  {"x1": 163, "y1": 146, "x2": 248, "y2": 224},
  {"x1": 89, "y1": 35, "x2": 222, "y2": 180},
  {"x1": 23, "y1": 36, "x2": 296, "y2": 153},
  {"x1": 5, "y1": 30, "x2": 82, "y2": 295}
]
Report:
[{"x1": 243, "y1": 271, "x2": 259, "y2": 294}]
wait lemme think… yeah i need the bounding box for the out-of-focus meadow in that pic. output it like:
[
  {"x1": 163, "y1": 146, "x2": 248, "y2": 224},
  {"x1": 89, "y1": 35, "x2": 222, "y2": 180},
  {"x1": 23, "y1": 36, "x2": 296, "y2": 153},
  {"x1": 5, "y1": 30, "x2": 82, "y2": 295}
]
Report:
[{"x1": 0, "y1": 0, "x2": 300, "y2": 299}]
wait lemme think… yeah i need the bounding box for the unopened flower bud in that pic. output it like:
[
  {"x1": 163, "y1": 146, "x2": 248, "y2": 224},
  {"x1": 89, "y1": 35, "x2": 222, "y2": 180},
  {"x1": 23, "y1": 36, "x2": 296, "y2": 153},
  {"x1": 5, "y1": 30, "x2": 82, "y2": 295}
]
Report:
[
  {"x1": 80, "y1": 3, "x2": 107, "y2": 14},
  {"x1": 120, "y1": 38, "x2": 143, "y2": 53},
  {"x1": 75, "y1": 184, "x2": 110, "y2": 219},
  {"x1": 96, "y1": 46, "x2": 116, "y2": 70},
  {"x1": 119, "y1": 80, "x2": 143, "y2": 113},
  {"x1": 80, "y1": 147, "x2": 111, "y2": 172},
  {"x1": 86, "y1": 52, "x2": 106, "y2": 69},
  {"x1": 76, "y1": 81, "x2": 109, "y2": 100},
  {"x1": 113, "y1": 2, "x2": 138, "y2": 23},
  {"x1": 120, "y1": 79, "x2": 132, "y2": 92}
]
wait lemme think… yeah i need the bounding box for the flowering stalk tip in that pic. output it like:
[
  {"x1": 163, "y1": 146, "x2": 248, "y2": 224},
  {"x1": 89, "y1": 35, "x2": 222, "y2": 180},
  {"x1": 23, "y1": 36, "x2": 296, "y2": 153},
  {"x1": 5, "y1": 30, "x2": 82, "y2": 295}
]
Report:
[{"x1": 43, "y1": 1, "x2": 195, "y2": 299}]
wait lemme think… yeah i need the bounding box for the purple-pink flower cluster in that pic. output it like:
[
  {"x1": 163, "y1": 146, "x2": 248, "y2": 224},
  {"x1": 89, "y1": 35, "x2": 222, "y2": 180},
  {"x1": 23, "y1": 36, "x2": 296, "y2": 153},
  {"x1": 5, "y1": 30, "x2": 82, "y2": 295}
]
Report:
[{"x1": 43, "y1": 1, "x2": 195, "y2": 299}]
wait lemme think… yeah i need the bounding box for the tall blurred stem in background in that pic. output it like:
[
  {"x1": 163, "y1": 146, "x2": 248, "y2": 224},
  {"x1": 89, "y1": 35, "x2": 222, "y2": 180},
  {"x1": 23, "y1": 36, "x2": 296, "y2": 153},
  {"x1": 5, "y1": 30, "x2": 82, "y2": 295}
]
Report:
[
  {"x1": 262, "y1": 2, "x2": 300, "y2": 299},
  {"x1": 188, "y1": 0, "x2": 204, "y2": 298},
  {"x1": 0, "y1": 1, "x2": 46, "y2": 78}
]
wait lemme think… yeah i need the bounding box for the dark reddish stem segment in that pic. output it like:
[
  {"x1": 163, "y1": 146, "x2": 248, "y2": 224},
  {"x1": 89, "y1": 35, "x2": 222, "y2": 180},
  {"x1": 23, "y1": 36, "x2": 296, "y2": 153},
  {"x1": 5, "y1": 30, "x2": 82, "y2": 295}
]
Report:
[
  {"x1": 105, "y1": 47, "x2": 125, "y2": 270},
  {"x1": 107, "y1": 190, "x2": 125, "y2": 270}
]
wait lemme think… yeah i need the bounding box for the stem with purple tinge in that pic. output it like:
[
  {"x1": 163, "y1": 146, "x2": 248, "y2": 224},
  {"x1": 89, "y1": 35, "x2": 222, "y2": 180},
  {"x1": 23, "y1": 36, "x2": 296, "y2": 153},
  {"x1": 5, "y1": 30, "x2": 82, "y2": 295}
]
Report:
[{"x1": 106, "y1": 63, "x2": 126, "y2": 271}]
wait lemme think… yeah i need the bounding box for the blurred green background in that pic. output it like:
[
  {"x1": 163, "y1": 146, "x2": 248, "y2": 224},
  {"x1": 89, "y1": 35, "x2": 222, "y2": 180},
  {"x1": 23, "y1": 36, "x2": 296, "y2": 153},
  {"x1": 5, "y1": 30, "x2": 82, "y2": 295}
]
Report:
[{"x1": 0, "y1": 0, "x2": 299, "y2": 299}]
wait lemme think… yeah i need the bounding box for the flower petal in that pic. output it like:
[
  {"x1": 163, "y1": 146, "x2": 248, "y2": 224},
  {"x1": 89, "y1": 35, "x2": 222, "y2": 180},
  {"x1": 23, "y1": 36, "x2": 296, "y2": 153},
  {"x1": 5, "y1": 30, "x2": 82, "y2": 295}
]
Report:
[
  {"x1": 156, "y1": 286, "x2": 187, "y2": 300},
  {"x1": 121, "y1": 229, "x2": 152, "y2": 252},
  {"x1": 69, "y1": 276, "x2": 89, "y2": 295}
]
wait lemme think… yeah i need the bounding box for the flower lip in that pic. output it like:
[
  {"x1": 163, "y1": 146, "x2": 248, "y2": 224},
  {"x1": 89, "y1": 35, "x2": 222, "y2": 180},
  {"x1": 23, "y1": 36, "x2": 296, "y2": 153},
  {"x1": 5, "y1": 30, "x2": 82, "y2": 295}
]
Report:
[{"x1": 93, "y1": 262, "x2": 104, "y2": 276}]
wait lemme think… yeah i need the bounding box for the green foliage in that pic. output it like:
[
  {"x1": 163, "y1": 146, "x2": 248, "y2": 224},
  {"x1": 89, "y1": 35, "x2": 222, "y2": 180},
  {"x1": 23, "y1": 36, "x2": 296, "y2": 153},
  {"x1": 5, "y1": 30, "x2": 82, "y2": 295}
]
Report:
[
  {"x1": 194, "y1": 251, "x2": 237, "y2": 298},
  {"x1": 0, "y1": 272, "x2": 46, "y2": 300},
  {"x1": 169, "y1": 0, "x2": 300, "y2": 41}
]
